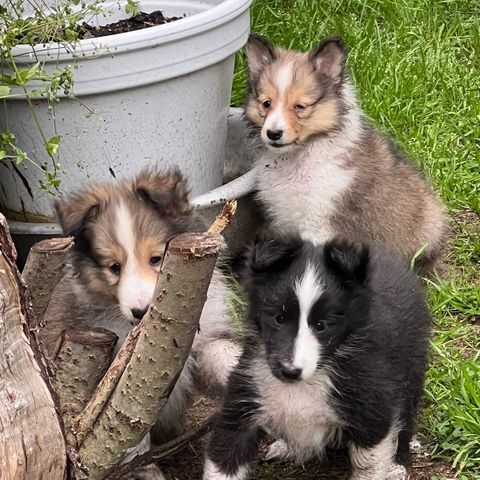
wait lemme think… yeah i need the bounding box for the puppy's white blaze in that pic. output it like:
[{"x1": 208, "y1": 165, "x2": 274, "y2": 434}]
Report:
[
  {"x1": 263, "y1": 104, "x2": 287, "y2": 134},
  {"x1": 263, "y1": 63, "x2": 293, "y2": 138},
  {"x1": 115, "y1": 201, "x2": 155, "y2": 318},
  {"x1": 293, "y1": 263, "x2": 323, "y2": 380},
  {"x1": 276, "y1": 62, "x2": 294, "y2": 97},
  {"x1": 203, "y1": 458, "x2": 248, "y2": 480}
]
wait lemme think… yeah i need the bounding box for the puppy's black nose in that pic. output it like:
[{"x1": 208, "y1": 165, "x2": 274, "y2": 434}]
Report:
[
  {"x1": 279, "y1": 363, "x2": 302, "y2": 380},
  {"x1": 267, "y1": 129, "x2": 283, "y2": 141},
  {"x1": 131, "y1": 307, "x2": 148, "y2": 320}
]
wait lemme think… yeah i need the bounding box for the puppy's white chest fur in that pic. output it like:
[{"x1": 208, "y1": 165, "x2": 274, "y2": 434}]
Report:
[
  {"x1": 252, "y1": 359, "x2": 342, "y2": 459},
  {"x1": 254, "y1": 142, "x2": 357, "y2": 244}
]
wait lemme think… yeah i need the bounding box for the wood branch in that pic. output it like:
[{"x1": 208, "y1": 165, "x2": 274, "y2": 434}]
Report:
[
  {"x1": 207, "y1": 200, "x2": 237, "y2": 234},
  {"x1": 106, "y1": 414, "x2": 216, "y2": 479},
  {"x1": 74, "y1": 326, "x2": 142, "y2": 443},
  {"x1": 21, "y1": 237, "x2": 73, "y2": 326},
  {"x1": 54, "y1": 328, "x2": 118, "y2": 424},
  {"x1": 0, "y1": 214, "x2": 67, "y2": 479},
  {"x1": 78, "y1": 232, "x2": 226, "y2": 479}
]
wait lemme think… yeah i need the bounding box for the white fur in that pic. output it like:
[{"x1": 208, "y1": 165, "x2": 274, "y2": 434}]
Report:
[
  {"x1": 255, "y1": 82, "x2": 363, "y2": 245},
  {"x1": 262, "y1": 62, "x2": 293, "y2": 145},
  {"x1": 115, "y1": 201, "x2": 156, "y2": 320},
  {"x1": 264, "y1": 439, "x2": 292, "y2": 461},
  {"x1": 253, "y1": 357, "x2": 343, "y2": 461},
  {"x1": 277, "y1": 62, "x2": 294, "y2": 97},
  {"x1": 193, "y1": 273, "x2": 242, "y2": 390},
  {"x1": 203, "y1": 458, "x2": 248, "y2": 480},
  {"x1": 349, "y1": 423, "x2": 401, "y2": 480},
  {"x1": 263, "y1": 106, "x2": 287, "y2": 137},
  {"x1": 292, "y1": 263, "x2": 323, "y2": 379}
]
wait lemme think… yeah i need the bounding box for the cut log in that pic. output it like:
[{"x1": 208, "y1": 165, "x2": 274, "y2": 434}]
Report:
[
  {"x1": 22, "y1": 237, "x2": 73, "y2": 326},
  {"x1": 0, "y1": 214, "x2": 67, "y2": 479},
  {"x1": 54, "y1": 328, "x2": 118, "y2": 423},
  {"x1": 74, "y1": 325, "x2": 142, "y2": 444},
  {"x1": 78, "y1": 232, "x2": 225, "y2": 479}
]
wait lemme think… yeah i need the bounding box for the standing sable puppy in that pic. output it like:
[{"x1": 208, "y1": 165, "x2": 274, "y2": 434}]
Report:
[
  {"x1": 203, "y1": 237, "x2": 430, "y2": 480},
  {"x1": 245, "y1": 34, "x2": 448, "y2": 272}
]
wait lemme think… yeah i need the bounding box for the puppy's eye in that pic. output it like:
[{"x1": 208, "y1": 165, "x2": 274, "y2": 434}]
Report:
[
  {"x1": 274, "y1": 313, "x2": 285, "y2": 325},
  {"x1": 149, "y1": 256, "x2": 162, "y2": 266},
  {"x1": 262, "y1": 99, "x2": 271, "y2": 109},
  {"x1": 315, "y1": 321, "x2": 326, "y2": 332},
  {"x1": 294, "y1": 104, "x2": 306, "y2": 113},
  {"x1": 109, "y1": 263, "x2": 121, "y2": 275}
]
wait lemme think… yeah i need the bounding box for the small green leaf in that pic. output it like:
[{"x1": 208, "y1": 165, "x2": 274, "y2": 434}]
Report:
[
  {"x1": 0, "y1": 150, "x2": 7, "y2": 160},
  {"x1": 46, "y1": 135, "x2": 61, "y2": 156},
  {"x1": 125, "y1": 0, "x2": 140, "y2": 15},
  {"x1": 0, "y1": 85, "x2": 10, "y2": 98}
]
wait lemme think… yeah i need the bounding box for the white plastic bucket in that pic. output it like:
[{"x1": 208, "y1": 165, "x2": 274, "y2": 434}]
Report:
[{"x1": 0, "y1": 0, "x2": 252, "y2": 221}]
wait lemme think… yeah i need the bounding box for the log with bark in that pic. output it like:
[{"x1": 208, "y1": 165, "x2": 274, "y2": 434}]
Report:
[
  {"x1": 21, "y1": 237, "x2": 73, "y2": 326},
  {"x1": 76, "y1": 232, "x2": 226, "y2": 479},
  {"x1": 0, "y1": 213, "x2": 67, "y2": 479},
  {"x1": 1, "y1": 200, "x2": 234, "y2": 479}
]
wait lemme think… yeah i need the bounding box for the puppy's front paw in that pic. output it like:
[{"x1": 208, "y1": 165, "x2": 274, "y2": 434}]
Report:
[
  {"x1": 387, "y1": 463, "x2": 407, "y2": 480},
  {"x1": 131, "y1": 464, "x2": 166, "y2": 480},
  {"x1": 263, "y1": 439, "x2": 291, "y2": 462}
]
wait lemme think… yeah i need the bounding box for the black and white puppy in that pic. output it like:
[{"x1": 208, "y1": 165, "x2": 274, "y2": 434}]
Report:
[{"x1": 203, "y1": 237, "x2": 430, "y2": 480}]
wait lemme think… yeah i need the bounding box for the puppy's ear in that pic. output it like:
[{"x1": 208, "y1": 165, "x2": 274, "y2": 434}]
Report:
[
  {"x1": 309, "y1": 37, "x2": 346, "y2": 83},
  {"x1": 250, "y1": 235, "x2": 302, "y2": 274},
  {"x1": 54, "y1": 188, "x2": 103, "y2": 237},
  {"x1": 135, "y1": 169, "x2": 190, "y2": 217},
  {"x1": 324, "y1": 239, "x2": 369, "y2": 286},
  {"x1": 246, "y1": 33, "x2": 277, "y2": 79}
]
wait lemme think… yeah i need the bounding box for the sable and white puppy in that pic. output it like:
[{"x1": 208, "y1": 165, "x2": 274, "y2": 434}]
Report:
[
  {"x1": 43, "y1": 170, "x2": 240, "y2": 477},
  {"x1": 245, "y1": 34, "x2": 448, "y2": 272},
  {"x1": 203, "y1": 237, "x2": 430, "y2": 480}
]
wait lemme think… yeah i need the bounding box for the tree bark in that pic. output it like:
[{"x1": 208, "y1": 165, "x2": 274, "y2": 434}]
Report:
[
  {"x1": 21, "y1": 237, "x2": 73, "y2": 326},
  {"x1": 54, "y1": 329, "x2": 118, "y2": 422},
  {"x1": 0, "y1": 214, "x2": 67, "y2": 479},
  {"x1": 78, "y1": 232, "x2": 225, "y2": 479},
  {"x1": 74, "y1": 326, "x2": 142, "y2": 444}
]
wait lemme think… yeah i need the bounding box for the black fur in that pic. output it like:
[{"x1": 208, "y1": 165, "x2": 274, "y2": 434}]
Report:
[{"x1": 205, "y1": 237, "x2": 431, "y2": 478}]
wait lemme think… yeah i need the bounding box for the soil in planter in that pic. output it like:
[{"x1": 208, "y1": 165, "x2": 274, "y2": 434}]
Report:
[{"x1": 77, "y1": 10, "x2": 184, "y2": 39}]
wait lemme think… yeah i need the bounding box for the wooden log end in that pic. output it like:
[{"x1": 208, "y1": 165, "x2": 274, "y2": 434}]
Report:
[
  {"x1": 167, "y1": 232, "x2": 226, "y2": 257},
  {"x1": 207, "y1": 200, "x2": 238, "y2": 234},
  {"x1": 30, "y1": 237, "x2": 74, "y2": 254}
]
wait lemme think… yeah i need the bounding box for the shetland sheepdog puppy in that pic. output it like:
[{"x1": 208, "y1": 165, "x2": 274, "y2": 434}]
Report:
[
  {"x1": 203, "y1": 236, "x2": 430, "y2": 480},
  {"x1": 42, "y1": 170, "x2": 240, "y2": 478},
  {"x1": 245, "y1": 34, "x2": 448, "y2": 272}
]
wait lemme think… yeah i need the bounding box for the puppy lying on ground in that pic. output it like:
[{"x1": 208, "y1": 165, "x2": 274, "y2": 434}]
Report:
[{"x1": 204, "y1": 236, "x2": 431, "y2": 480}]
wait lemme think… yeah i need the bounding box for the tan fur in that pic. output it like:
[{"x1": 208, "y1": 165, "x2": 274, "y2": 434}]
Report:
[
  {"x1": 245, "y1": 35, "x2": 449, "y2": 271},
  {"x1": 45, "y1": 170, "x2": 241, "y2": 475},
  {"x1": 245, "y1": 48, "x2": 341, "y2": 145},
  {"x1": 54, "y1": 171, "x2": 190, "y2": 307},
  {"x1": 331, "y1": 130, "x2": 448, "y2": 267}
]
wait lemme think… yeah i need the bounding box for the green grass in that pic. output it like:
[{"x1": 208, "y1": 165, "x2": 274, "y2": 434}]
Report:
[{"x1": 231, "y1": 0, "x2": 480, "y2": 477}]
